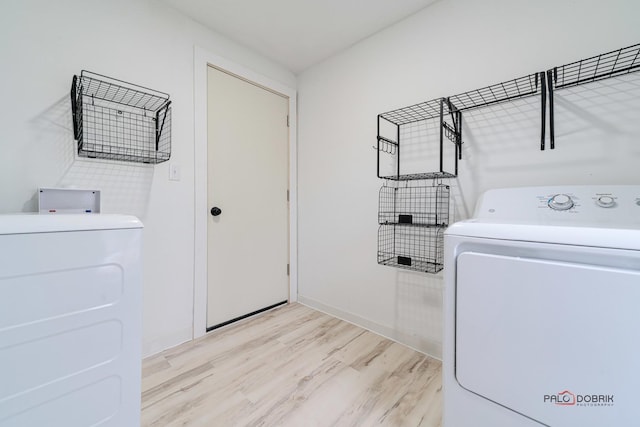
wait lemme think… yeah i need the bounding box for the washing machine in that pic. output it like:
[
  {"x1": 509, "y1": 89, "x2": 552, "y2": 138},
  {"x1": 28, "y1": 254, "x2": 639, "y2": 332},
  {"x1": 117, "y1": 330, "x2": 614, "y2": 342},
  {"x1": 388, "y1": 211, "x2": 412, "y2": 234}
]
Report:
[
  {"x1": 443, "y1": 185, "x2": 640, "y2": 427},
  {"x1": 0, "y1": 214, "x2": 143, "y2": 427}
]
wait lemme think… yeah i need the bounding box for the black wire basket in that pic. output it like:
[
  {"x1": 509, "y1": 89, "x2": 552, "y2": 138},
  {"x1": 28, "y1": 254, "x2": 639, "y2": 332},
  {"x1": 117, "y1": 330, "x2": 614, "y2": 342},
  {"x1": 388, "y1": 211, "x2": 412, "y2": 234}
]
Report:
[
  {"x1": 377, "y1": 181, "x2": 449, "y2": 273},
  {"x1": 377, "y1": 224, "x2": 445, "y2": 273},
  {"x1": 70, "y1": 71, "x2": 171, "y2": 164},
  {"x1": 378, "y1": 183, "x2": 450, "y2": 226},
  {"x1": 377, "y1": 98, "x2": 461, "y2": 180}
]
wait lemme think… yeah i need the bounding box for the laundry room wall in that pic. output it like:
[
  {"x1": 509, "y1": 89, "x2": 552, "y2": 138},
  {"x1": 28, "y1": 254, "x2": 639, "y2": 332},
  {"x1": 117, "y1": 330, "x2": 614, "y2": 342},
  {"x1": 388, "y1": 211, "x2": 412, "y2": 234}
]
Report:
[
  {"x1": 296, "y1": 0, "x2": 640, "y2": 358},
  {"x1": 0, "y1": 0, "x2": 295, "y2": 357}
]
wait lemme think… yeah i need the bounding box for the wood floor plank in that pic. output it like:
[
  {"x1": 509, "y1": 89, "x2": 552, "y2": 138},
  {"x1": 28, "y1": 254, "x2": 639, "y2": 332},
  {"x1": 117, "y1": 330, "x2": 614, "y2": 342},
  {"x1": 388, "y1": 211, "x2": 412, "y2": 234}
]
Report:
[
  {"x1": 141, "y1": 303, "x2": 442, "y2": 426},
  {"x1": 141, "y1": 355, "x2": 171, "y2": 379}
]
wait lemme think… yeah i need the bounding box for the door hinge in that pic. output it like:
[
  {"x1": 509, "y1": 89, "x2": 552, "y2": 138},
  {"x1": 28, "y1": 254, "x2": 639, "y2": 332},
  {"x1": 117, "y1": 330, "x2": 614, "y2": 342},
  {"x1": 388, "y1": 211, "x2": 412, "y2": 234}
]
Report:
[
  {"x1": 287, "y1": 189, "x2": 290, "y2": 202},
  {"x1": 287, "y1": 115, "x2": 290, "y2": 127},
  {"x1": 287, "y1": 263, "x2": 290, "y2": 276}
]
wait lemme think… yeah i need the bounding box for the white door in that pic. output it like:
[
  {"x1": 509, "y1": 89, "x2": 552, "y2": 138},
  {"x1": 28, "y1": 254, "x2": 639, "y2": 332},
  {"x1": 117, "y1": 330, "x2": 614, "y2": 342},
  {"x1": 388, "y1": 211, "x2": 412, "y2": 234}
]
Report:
[{"x1": 206, "y1": 66, "x2": 289, "y2": 330}]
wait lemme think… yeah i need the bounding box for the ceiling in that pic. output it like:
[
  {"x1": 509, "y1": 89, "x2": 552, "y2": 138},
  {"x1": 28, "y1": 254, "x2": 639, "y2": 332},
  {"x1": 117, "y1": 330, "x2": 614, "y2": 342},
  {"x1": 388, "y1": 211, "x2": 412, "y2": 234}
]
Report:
[{"x1": 162, "y1": 0, "x2": 438, "y2": 74}]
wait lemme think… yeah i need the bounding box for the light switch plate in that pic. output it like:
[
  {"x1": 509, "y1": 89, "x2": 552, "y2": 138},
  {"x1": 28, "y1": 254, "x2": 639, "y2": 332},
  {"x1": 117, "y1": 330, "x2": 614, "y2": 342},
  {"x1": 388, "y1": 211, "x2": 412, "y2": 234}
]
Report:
[{"x1": 169, "y1": 164, "x2": 180, "y2": 181}]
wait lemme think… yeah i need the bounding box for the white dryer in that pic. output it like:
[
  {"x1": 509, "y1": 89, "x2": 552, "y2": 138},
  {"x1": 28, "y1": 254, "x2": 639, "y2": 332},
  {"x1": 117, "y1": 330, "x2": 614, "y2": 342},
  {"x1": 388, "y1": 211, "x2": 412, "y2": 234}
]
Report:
[
  {"x1": 0, "y1": 214, "x2": 143, "y2": 427},
  {"x1": 443, "y1": 186, "x2": 640, "y2": 427}
]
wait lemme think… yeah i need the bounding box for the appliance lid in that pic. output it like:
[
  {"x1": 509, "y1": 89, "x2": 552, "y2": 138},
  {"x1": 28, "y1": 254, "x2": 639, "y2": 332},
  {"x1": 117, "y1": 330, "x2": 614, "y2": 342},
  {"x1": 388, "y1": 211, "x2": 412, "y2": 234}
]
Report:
[
  {"x1": 445, "y1": 221, "x2": 640, "y2": 251},
  {"x1": 446, "y1": 185, "x2": 640, "y2": 251},
  {"x1": 0, "y1": 214, "x2": 143, "y2": 235}
]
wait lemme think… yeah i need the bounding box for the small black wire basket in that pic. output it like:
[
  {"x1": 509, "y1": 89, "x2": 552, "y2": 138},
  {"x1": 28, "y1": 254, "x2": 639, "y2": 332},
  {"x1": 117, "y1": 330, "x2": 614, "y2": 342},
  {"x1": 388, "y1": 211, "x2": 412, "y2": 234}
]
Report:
[
  {"x1": 70, "y1": 71, "x2": 171, "y2": 164},
  {"x1": 377, "y1": 181, "x2": 450, "y2": 273},
  {"x1": 378, "y1": 183, "x2": 450, "y2": 226},
  {"x1": 377, "y1": 224, "x2": 445, "y2": 273}
]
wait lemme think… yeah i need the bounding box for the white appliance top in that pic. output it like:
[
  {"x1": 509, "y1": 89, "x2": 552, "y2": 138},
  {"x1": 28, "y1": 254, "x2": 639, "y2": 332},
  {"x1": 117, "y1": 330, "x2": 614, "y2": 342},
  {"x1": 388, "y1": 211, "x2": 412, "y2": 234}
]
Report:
[
  {"x1": 446, "y1": 185, "x2": 640, "y2": 251},
  {"x1": 0, "y1": 214, "x2": 143, "y2": 235}
]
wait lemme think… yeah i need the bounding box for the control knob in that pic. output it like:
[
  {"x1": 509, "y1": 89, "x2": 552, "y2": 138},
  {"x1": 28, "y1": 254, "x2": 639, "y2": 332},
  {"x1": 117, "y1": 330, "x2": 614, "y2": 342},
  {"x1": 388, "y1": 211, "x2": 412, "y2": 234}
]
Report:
[
  {"x1": 548, "y1": 194, "x2": 574, "y2": 211},
  {"x1": 596, "y1": 195, "x2": 615, "y2": 208}
]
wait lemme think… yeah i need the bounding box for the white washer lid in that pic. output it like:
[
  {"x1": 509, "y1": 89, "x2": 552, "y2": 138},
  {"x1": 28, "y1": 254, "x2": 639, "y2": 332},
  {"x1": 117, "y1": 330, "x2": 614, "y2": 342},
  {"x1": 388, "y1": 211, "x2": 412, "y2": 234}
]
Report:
[
  {"x1": 0, "y1": 214, "x2": 143, "y2": 235},
  {"x1": 445, "y1": 220, "x2": 640, "y2": 251}
]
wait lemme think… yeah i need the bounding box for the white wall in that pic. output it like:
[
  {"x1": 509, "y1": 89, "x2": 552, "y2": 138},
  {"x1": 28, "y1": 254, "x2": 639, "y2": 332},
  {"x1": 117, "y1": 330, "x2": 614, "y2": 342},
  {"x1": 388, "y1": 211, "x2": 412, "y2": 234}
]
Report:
[
  {"x1": 296, "y1": 0, "x2": 640, "y2": 358},
  {"x1": 0, "y1": 0, "x2": 295, "y2": 357}
]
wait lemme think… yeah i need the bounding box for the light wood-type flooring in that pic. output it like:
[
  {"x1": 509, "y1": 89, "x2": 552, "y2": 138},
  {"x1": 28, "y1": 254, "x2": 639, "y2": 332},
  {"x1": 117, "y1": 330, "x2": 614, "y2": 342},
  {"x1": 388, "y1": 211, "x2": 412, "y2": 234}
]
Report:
[{"x1": 141, "y1": 303, "x2": 442, "y2": 426}]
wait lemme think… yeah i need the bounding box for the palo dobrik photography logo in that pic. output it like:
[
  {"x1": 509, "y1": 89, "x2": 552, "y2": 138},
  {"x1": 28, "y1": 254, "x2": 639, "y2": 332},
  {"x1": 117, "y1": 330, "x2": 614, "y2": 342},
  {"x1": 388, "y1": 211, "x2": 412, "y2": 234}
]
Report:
[
  {"x1": 543, "y1": 390, "x2": 614, "y2": 407},
  {"x1": 544, "y1": 390, "x2": 576, "y2": 406}
]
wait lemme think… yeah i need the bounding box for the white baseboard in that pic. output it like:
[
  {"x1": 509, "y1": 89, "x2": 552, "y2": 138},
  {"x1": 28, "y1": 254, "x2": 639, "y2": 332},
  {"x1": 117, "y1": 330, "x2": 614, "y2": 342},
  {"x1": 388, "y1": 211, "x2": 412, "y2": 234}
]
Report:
[
  {"x1": 297, "y1": 296, "x2": 442, "y2": 360},
  {"x1": 142, "y1": 327, "x2": 192, "y2": 359}
]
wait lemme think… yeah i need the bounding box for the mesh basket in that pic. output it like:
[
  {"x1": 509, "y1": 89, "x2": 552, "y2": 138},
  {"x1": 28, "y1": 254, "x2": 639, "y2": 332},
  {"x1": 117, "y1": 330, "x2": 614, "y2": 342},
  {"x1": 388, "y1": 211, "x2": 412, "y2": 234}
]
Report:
[
  {"x1": 71, "y1": 71, "x2": 171, "y2": 164},
  {"x1": 377, "y1": 225, "x2": 444, "y2": 273},
  {"x1": 377, "y1": 181, "x2": 449, "y2": 273},
  {"x1": 378, "y1": 183, "x2": 450, "y2": 226}
]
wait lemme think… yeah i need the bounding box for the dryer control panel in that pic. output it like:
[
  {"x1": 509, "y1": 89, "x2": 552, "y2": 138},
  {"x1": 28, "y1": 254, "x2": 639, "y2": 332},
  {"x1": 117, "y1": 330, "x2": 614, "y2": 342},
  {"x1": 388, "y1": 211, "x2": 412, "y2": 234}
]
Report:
[{"x1": 474, "y1": 185, "x2": 640, "y2": 228}]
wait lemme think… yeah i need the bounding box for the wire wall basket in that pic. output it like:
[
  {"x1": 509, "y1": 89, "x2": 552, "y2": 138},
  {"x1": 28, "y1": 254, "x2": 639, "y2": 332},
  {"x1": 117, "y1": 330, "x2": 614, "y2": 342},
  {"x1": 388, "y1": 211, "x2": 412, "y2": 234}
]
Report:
[
  {"x1": 377, "y1": 97, "x2": 461, "y2": 180},
  {"x1": 71, "y1": 70, "x2": 172, "y2": 164},
  {"x1": 377, "y1": 181, "x2": 450, "y2": 273},
  {"x1": 377, "y1": 225, "x2": 444, "y2": 273},
  {"x1": 378, "y1": 182, "x2": 450, "y2": 226}
]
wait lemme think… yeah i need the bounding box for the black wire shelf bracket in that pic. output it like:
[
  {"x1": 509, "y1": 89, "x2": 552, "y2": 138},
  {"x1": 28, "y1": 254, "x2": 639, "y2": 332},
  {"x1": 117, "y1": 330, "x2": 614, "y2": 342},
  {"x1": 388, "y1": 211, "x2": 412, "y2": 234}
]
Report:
[{"x1": 70, "y1": 70, "x2": 172, "y2": 164}]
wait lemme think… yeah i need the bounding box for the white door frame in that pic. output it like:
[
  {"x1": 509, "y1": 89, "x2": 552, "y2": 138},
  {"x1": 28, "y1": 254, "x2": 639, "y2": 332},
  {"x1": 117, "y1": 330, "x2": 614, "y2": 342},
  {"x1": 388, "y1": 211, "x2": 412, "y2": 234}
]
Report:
[{"x1": 193, "y1": 46, "x2": 298, "y2": 339}]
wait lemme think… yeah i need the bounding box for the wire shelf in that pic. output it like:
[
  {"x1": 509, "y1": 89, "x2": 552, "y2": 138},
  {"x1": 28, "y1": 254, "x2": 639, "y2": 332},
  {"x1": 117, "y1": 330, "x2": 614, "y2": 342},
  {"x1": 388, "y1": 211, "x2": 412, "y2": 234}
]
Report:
[
  {"x1": 448, "y1": 73, "x2": 541, "y2": 111},
  {"x1": 71, "y1": 71, "x2": 172, "y2": 164},
  {"x1": 378, "y1": 172, "x2": 457, "y2": 181},
  {"x1": 379, "y1": 98, "x2": 452, "y2": 126},
  {"x1": 379, "y1": 183, "x2": 450, "y2": 226},
  {"x1": 377, "y1": 98, "x2": 461, "y2": 179},
  {"x1": 377, "y1": 224, "x2": 444, "y2": 273},
  {"x1": 553, "y1": 43, "x2": 640, "y2": 89}
]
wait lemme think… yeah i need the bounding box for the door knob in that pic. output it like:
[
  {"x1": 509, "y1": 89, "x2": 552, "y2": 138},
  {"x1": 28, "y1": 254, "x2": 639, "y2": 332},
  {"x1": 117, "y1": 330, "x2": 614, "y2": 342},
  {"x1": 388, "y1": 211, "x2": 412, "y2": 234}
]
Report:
[{"x1": 210, "y1": 207, "x2": 222, "y2": 216}]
